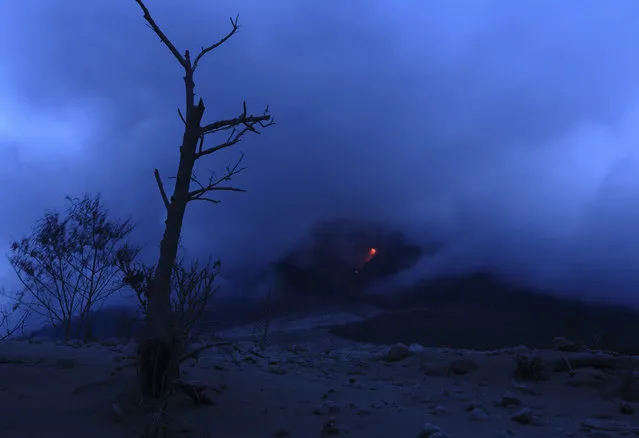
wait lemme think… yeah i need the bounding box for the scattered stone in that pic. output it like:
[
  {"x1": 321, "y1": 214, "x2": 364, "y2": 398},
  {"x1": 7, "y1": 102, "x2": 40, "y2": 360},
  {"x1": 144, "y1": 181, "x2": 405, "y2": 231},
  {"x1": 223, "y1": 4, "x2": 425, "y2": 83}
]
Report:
[
  {"x1": 369, "y1": 401, "x2": 386, "y2": 409},
  {"x1": 567, "y1": 368, "x2": 616, "y2": 390},
  {"x1": 504, "y1": 346, "x2": 531, "y2": 356},
  {"x1": 618, "y1": 370, "x2": 639, "y2": 402},
  {"x1": 619, "y1": 401, "x2": 635, "y2": 415},
  {"x1": 0, "y1": 356, "x2": 27, "y2": 365},
  {"x1": 111, "y1": 403, "x2": 125, "y2": 423},
  {"x1": 120, "y1": 342, "x2": 136, "y2": 356},
  {"x1": 431, "y1": 404, "x2": 449, "y2": 416},
  {"x1": 288, "y1": 344, "x2": 307, "y2": 353},
  {"x1": 13, "y1": 323, "x2": 639, "y2": 437},
  {"x1": 498, "y1": 391, "x2": 521, "y2": 408},
  {"x1": 64, "y1": 339, "x2": 82, "y2": 348},
  {"x1": 580, "y1": 417, "x2": 639, "y2": 433},
  {"x1": 552, "y1": 353, "x2": 622, "y2": 373},
  {"x1": 112, "y1": 355, "x2": 126, "y2": 363},
  {"x1": 268, "y1": 364, "x2": 287, "y2": 375},
  {"x1": 449, "y1": 358, "x2": 480, "y2": 375},
  {"x1": 386, "y1": 343, "x2": 413, "y2": 362},
  {"x1": 456, "y1": 393, "x2": 474, "y2": 402},
  {"x1": 589, "y1": 412, "x2": 613, "y2": 420},
  {"x1": 510, "y1": 407, "x2": 534, "y2": 425},
  {"x1": 241, "y1": 355, "x2": 257, "y2": 364},
  {"x1": 553, "y1": 336, "x2": 583, "y2": 352},
  {"x1": 53, "y1": 358, "x2": 76, "y2": 370},
  {"x1": 100, "y1": 338, "x2": 120, "y2": 347},
  {"x1": 464, "y1": 402, "x2": 484, "y2": 412},
  {"x1": 494, "y1": 429, "x2": 518, "y2": 437},
  {"x1": 510, "y1": 379, "x2": 542, "y2": 396},
  {"x1": 409, "y1": 343, "x2": 426, "y2": 353},
  {"x1": 514, "y1": 354, "x2": 549, "y2": 381},
  {"x1": 421, "y1": 362, "x2": 452, "y2": 377},
  {"x1": 174, "y1": 380, "x2": 215, "y2": 405},
  {"x1": 469, "y1": 407, "x2": 491, "y2": 422},
  {"x1": 418, "y1": 422, "x2": 445, "y2": 437},
  {"x1": 510, "y1": 407, "x2": 530, "y2": 424},
  {"x1": 321, "y1": 417, "x2": 340, "y2": 435},
  {"x1": 313, "y1": 401, "x2": 341, "y2": 415},
  {"x1": 272, "y1": 428, "x2": 291, "y2": 437}
]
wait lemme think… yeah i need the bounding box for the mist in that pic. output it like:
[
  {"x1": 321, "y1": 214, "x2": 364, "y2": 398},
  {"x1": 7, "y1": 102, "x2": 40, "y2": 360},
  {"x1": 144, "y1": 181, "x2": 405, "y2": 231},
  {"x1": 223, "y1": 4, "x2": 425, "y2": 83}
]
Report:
[{"x1": 3, "y1": 0, "x2": 639, "y2": 307}]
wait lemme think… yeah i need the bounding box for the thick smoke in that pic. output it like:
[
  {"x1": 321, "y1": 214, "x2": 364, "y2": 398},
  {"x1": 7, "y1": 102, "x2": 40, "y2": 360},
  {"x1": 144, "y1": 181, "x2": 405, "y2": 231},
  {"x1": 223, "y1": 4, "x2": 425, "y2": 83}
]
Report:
[{"x1": 269, "y1": 218, "x2": 424, "y2": 302}]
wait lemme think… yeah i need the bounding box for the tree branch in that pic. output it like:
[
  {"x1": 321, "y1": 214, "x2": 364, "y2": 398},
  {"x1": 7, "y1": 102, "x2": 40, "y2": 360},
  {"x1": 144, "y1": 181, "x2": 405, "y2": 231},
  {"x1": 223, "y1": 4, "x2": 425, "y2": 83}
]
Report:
[
  {"x1": 133, "y1": 0, "x2": 188, "y2": 69},
  {"x1": 200, "y1": 102, "x2": 272, "y2": 136},
  {"x1": 192, "y1": 15, "x2": 240, "y2": 72},
  {"x1": 197, "y1": 103, "x2": 274, "y2": 159},
  {"x1": 187, "y1": 154, "x2": 248, "y2": 203},
  {"x1": 190, "y1": 197, "x2": 221, "y2": 205},
  {"x1": 154, "y1": 169, "x2": 171, "y2": 211},
  {"x1": 190, "y1": 186, "x2": 246, "y2": 198}
]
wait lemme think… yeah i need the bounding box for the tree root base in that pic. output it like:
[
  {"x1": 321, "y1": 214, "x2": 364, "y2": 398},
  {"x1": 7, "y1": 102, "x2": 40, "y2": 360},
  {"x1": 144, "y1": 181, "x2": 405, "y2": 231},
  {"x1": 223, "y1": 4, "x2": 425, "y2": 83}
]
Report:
[{"x1": 137, "y1": 337, "x2": 180, "y2": 399}]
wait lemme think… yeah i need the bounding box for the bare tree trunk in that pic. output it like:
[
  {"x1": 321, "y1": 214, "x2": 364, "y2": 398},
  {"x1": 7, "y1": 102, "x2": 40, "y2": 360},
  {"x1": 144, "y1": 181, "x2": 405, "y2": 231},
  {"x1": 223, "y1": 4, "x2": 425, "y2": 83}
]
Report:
[
  {"x1": 64, "y1": 319, "x2": 71, "y2": 341},
  {"x1": 132, "y1": 0, "x2": 273, "y2": 399},
  {"x1": 138, "y1": 98, "x2": 204, "y2": 398}
]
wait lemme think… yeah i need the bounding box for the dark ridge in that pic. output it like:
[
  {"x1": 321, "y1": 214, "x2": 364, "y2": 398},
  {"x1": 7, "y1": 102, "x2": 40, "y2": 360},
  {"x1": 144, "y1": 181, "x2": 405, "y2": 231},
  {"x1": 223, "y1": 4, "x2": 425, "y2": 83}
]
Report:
[
  {"x1": 331, "y1": 272, "x2": 639, "y2": 353},
  {"x1": 32, "y1": 271, "x2": 639, "y2": 354}
]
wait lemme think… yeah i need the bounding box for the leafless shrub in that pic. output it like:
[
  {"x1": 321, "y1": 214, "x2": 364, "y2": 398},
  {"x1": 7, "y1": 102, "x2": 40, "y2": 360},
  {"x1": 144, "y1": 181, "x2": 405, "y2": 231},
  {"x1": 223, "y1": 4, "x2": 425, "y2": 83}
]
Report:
[
  {"x1": 251, "y1": 282, "x2": 275, "y2": 351},
  {"x1": 8, "y1": 194, "x2": 139, "y2": 340},
  {"x1": 514, "y1": 354, "x2": 549, "y2": 381},
  {"x1": 0, "y1": 289, "x2": 29, "y2": 342},
  {"x1": 121, "y1": 251, "x2": 220, "y2": 340}
]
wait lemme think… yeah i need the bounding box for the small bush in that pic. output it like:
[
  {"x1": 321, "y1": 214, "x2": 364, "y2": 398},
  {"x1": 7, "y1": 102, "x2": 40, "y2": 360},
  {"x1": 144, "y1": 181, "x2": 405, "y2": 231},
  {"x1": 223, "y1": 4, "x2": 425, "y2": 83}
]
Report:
[
  {"x1": 514, "y1": 354, "x2": 549, "y2": 381},
  {"x1": 121, "y1": 250, "x2": 219, "y2": 341},
  {"x1": 0, "y1": 293, "x2": 28, "y2": 342}
]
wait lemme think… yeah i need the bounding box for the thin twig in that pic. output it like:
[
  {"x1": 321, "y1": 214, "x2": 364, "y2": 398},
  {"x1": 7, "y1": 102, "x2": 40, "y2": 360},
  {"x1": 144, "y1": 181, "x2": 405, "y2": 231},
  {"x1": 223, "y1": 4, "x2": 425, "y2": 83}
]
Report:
[
  {"x1": 190, "y1": 197, "x2": 221, "y2": 205},
  {"x1": 192, "y1": 15, "x2": 240, "y2": 72},
  {"x1": 187, "y1": 153, "x2": 247, "y2": 203}
]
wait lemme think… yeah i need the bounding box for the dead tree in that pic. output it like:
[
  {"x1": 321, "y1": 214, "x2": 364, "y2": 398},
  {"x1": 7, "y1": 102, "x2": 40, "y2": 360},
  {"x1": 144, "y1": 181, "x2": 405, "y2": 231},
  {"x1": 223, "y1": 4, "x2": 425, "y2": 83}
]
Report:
[{"x1": 132, "y1": 0, "x2": 274, "y2": 399}]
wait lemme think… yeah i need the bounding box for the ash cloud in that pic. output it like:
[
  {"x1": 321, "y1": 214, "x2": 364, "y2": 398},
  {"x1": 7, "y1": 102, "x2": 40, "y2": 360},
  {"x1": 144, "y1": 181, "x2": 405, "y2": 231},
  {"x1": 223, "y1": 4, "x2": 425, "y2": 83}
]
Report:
[{"x1": 2, "y1": 1, "x2": 639, "y2": 306}]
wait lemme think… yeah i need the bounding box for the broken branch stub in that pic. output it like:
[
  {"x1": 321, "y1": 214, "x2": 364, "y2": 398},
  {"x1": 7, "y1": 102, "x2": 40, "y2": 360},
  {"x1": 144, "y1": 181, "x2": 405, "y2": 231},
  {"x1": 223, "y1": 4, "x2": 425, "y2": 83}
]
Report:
[{"x1": 154, "y1": 169, "x2": 170, "y2": 211}]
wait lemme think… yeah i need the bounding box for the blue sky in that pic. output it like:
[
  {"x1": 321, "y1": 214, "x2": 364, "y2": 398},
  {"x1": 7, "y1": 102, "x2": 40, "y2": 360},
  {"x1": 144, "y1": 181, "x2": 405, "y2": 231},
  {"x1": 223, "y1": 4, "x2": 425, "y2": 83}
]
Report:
[{"x1": 3, "y1": 0, "x2": 639, "y2": 305}]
